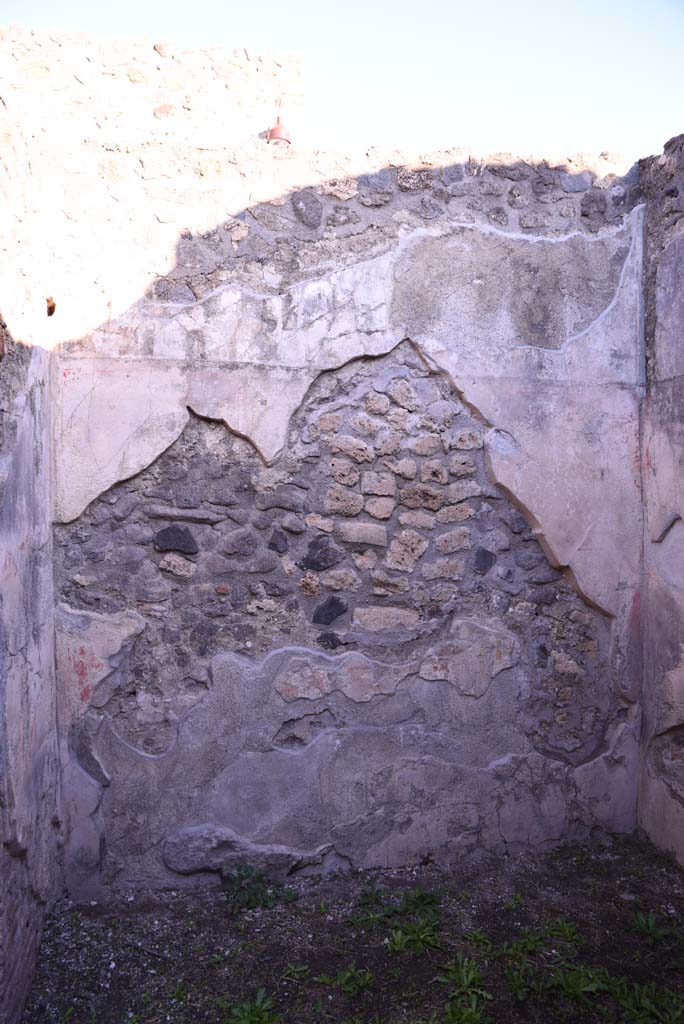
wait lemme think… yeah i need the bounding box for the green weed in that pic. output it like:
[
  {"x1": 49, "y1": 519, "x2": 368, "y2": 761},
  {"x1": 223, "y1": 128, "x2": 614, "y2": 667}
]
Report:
[
  {"x1": 224, "y1": 988, "x2": 280, "y2": 1024},
  {"x1": 633, "y1": 911, "x2": 670, "y2": 944},
  {"x1": 399, "y1": 887, "x2": 440, "y2": 915},
  {"x1": 222, "y1": 864, "x2": 278, "y2": 913},
  {"x1": 282, "y1": 963, "x2": 310, "y2": 981},
  {"x1": 387, "y1": 914, "x2": 441, "y2": 954}
]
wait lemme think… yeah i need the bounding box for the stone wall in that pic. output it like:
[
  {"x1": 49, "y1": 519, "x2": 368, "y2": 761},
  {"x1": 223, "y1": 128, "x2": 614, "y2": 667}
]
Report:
[
  {"x1": 2, "y1": 23, "x2": 684, "y2": 1016},
  {"x1": 639, "y1": 136, "x2": 684, "y2": 863},
  {"x1": 55, "y1": 344, "x2": 634, "y2": 889},
  {"x1": 0, "y1": 345, "x2": 58, "y2": 1022},
  {"x1": 48, "y1": 131, "x2": 646, "y2": 894}
]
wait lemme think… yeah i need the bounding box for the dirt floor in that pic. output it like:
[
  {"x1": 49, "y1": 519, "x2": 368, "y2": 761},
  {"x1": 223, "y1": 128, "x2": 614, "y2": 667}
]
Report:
[{"x1": 21, "y1": 834, "x2": 684, "y2": 1024}]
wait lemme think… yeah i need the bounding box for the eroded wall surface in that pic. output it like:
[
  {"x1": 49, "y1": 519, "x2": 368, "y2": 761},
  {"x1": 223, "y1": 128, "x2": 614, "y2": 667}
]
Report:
[
  {"x1": 640, "y1": 136, "x2": 684, "y2": 862},
  {"x1": 56, "y1": 346, "x2": 637, "y2": 889},
  {"x1": 0, "y1": 26, "x2": 656, "y2": 913},
  {"x1": 0, "y1": 345, "x2": 58, "y2": 1022}
]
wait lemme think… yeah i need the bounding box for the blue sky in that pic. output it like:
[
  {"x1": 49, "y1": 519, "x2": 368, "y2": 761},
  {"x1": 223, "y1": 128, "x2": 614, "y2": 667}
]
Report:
[{"x1": 3, "y1": 0, "x2": 683, "y2": 162}]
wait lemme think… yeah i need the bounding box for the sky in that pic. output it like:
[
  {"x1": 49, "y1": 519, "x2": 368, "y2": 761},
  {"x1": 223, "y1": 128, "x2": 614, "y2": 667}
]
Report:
[{"x1": 2, "y1": 0, "x2": 683, "y2": 163}]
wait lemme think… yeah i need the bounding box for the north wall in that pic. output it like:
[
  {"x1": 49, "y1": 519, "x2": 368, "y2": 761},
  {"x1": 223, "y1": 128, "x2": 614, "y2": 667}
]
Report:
[{"x1": 0, "y1": 24, "x2": 682, "y2": 1022}]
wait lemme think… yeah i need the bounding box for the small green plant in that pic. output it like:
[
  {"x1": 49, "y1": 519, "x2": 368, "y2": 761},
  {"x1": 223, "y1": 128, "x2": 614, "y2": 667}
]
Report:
[
  {"x1": 222, "y1": 864, "x2": 278, "y2": 913},
  {"x1": 438, "y1": 955, "x2": 491, "y2": 1003},
  {"x1": 225, "y1": 988, "x2": 280, "y2": 1024},
  {"x1": 632, "y1": 911, "x2": 670, "y2": 944},
  {"x1": 387, "y1": 914, "x2": 441, "y2": 954},
  {"x1": 317, "y1": 966, "x2": 374, "y2": 995},
  {"x1": 546, "y1": 961, "x2": 607, "y2": 1004},
  {"x1": 513, "y1": 927, "x2": 547, "y2": 956},
  {"x1": 359, "y1": 882, "x2": 386, "y2": 908},
  {"x1": 505, "y1": 961, "x2": 536, "y2": 1002},
  {"x1": 443, "y1": 995, "x2": 492, "y2": 1024},
  {"x1": 503, "y1": 890, "x2": 524, "y2": 911},
  {"x1": 353, "y1": 905, "x2": 395, "y2": 929},
  {"x1": 546, "y1": 917, "x2": 581, "y2": 945},
  {"x1": 399, "y1": 886, "x2": 440, "y2": 915},
  {"x1": 463, "y1": 930, "x2": 493, "y2": 953},
  {"x1": 335, "y1": 966, "x2": 374, "y2": 996},
  {"x1": 282, "y1": 963, "x2": 310, "y2": 981},
  {"x1": 171, "y1": 980, "x2": 189, "y2": 1003},
  {"x1": 607, "y1": 975, "x2": 684, "y2": 1024}
]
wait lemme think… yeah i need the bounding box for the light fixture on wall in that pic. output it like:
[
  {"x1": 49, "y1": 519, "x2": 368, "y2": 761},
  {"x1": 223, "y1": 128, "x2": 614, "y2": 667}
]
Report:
[{"x1": 266, "y1": 116, "x2": 291, "y2": 146}]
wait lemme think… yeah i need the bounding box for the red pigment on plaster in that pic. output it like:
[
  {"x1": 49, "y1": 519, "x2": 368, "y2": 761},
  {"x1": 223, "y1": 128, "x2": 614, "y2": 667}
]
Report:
[{"x1": 70, "y1": 645, "x2": 105, "y2": 702}]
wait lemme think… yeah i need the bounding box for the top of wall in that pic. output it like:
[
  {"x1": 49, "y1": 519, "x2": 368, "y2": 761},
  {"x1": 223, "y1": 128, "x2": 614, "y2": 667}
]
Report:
[{"x1": 0, "y1": 25, "x2": 640, "y2": 350}]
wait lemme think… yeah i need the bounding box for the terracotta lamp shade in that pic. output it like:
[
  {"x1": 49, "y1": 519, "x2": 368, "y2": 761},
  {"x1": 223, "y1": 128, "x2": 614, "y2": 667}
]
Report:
[{"x1": 267, "y1": 117, "x2": 291, "y2": 145}]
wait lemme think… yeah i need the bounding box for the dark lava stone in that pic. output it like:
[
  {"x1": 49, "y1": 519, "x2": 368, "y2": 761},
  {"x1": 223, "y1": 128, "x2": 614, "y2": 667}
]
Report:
[
  {"x1": 153, "y1": 525, "x2": 198, "y2": 555},
  {"x1": 267, "y1": 528, "x2": 289, "y2": 554},
  {"x1": 474, "y1": 547, "x2": 496, "y2": 574},
  {"x1": 298, "y1": 535, "x2": 344, "y2": 572},
  {"x1": 316, "y1": 631, "x2": 344, "y2": 650},
  {"x1": 312, "y1": 595, "x2": 347, "y2": 626},
  {"x1": 290, "y1": 188, "x2": 323, "y2": 229}
]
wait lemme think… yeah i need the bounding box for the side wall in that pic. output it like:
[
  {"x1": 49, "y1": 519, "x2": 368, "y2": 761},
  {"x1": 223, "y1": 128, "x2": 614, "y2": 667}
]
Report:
[
  {"x1": 639, "y1": 136, "x2": 684, "y2": 860},
  {"x1": 0, "y1": 345, "x2": 59, "y2": 1023}
]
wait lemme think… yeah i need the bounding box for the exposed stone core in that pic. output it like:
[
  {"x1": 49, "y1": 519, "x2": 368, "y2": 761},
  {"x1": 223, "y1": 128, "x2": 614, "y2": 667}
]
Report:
[{"x1": 55, "y1": 346, "x2": 632, "y2": 890}]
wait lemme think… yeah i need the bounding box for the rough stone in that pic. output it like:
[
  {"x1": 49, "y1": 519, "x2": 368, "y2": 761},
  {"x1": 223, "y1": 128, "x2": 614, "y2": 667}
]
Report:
[
  {"x1": 291, "y1": 189, "x2": 323, "y2": 229},
  {"x1": 329, "y1": 435, "x2": 375, "y2": 463},
  {"x1": 449, "y1": 454, "x2": 476, "y2": 476},
  {"x1": 365, "y1": 392, "x2": 390, "y2": 415},
  {"x1": 398, "y1": 509, "x2": 435, "y2": 529},
  {"x1": 450, "y1": 429, "x2": 484, "y2": 450},
  {"x1": 447, "y1": 481, "x2": 482, "y2": 504},
  {"x1": 436, "y1": 528, "x2": 470, "y2": 554},
  {"x1": 298, "y1": 572, "x2": 320, "y2": 596},
  {"x1": 159, "y1": 552, "x2": 197, "y2": 577},
  {"x1": 421, "y1": 459, "x2": 449, "y2": 484},
  {"x1": 365, "y1": 497, "x2": 395, "y2": 519},
  {"x1": 352, "y1": 606, "x2": 420, "y2": 632},
  {"x1": 360, "y1": 471, "x2": 395, "y2": 496},
  {"x1": 298, "y1": 535, "x2": 344, "y2": 571},
  {"x1": 321, "y1": 569, "x2": 360, "y2": 592},
  {"x1": 222, "y1": 527, "x2": 259, "y2": 556},
  {"x1": 385, "y1": 530, "x2": 429, "y2": 571},
  {"x1": 312, "y1": 595, "x2": 347, "y2": 625},
  {"x1": 336, "y1": 521, "x2": 388, "y2": 547},
  {"x1": 330, "y1": 458, "x2": 360, "y2": 487},
  {"x1": 474, "y1": 547, "x2": 497, "y2": 574},
  {"x1": 153, "y1": 525, "x2": 199, "y2": 555},
  {"x1": 386, "y1": 379, "x2": 419, "y2": 410},
  {"x1": 305, "y1": 513, "x2": 334, "y2": 533},
  {"x1": 324, "y1": 486, "x2": 365, "y2": 517},
  {"x1": 387, "y1": 457, "x2": 417, "y2": 479},
  {"x1": 281, "y1": 513, "x2": 305, "y2": 534},
  {"x1": 422, "y1": 558, "x2": 463, "y2": 580},
  {"x1": 267, "y1": 528, "x2": 289, "y2": 554},
  {"x1": 408, "y1": 433, "x2": 442, "y2": 456},
  {"x1": 370, "y1": 571, "x2": 409, "y2": 595},
  {"x1": 399, "y1": 483, "x2": 445, "y2": 511}
]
